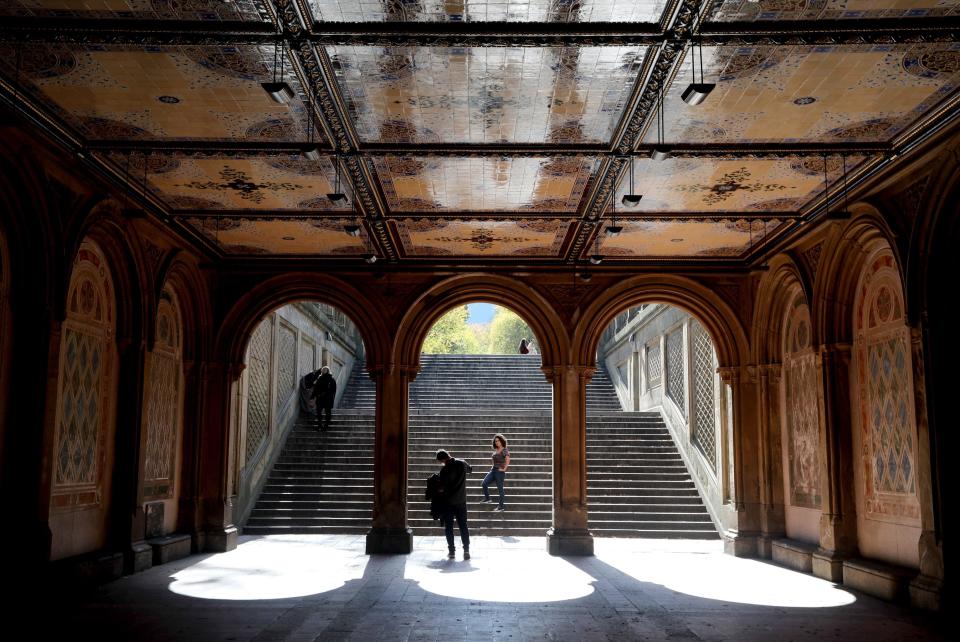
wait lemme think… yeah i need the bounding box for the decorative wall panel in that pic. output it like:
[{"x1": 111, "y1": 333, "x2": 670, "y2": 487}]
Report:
[
  {"x1": 647, "y1": 342, "x2": 662, "y2": 387},
  {"x1": 276, "y1": 322, "x2": 297, "y2": 410},
  {"x1": 600, "y1": 218, "x2": 784, "y2": 258},
  {"x1": 782, "y1": 293, "x2": 821, "y2": 508},
  {"x1": 244, "y1": 317, "x2": 272, "y2": 464},
  {"x1": 328, "y1": 46, "x2": 646, "y2": 144},
  {"x1": 300, "y1": 337, "x2": 316, "y2": 379},
  {"x1": 396, "y1": 218, "x2": 570, "y2": 257},
  {"x1": 143, "y1": 294, "x2": 182, "y2": 500},
  {"x1": 691, "y1": 320, "x2": 717, "y2": 471},
  {"x1": 854, "y1": 251, "x2": 920, "y2": 523},
  {"x1": 666, "y1": 327, "x2": 685, "y2": 415},
  {"x1": 308, "y1": 0, "x2": 668, "y2": 22}
]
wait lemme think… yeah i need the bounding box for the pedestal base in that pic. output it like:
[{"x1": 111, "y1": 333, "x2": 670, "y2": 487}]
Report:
[
  {"x1": 723, "y1": 531, "x2": 758, "y2": 557},
  {"x1": 127, "y1": 541, "x2": 154, "y2": 574},
  {"x1": 812, "y1": 548, "x2": 848, "y2": 582},
  {"x1": 202, "y1": 526, "x2": 238, "y2": 553},
  {"x1": 909, "y1": 573, "x2": 942, "y2": 611},
  {"x1": 546, "y1": 528, "x2": 594, "y2": 556},
  {"x1": 366, "y1": 527, "x2": 413, "y2": 554}
]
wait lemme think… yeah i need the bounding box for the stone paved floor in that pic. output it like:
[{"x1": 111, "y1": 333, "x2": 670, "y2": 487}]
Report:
[{"x1": 36, "y1": 535, "x2": 945, "y2": 641}]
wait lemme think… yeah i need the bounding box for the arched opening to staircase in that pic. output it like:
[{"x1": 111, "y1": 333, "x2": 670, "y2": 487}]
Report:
[
  {"x1": 406, "y1": 300, "x2": 554, "y2": 537},
  {"x1": 586, "y1": 303, "x2": 724, "y2": 539},
  {"x1": 235, "y1": 300, "x2": 371, "y2": 535}
]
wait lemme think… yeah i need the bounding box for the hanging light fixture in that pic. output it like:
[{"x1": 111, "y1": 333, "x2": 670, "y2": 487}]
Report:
[
  {"x1": 301, "y1": 97, "x2": 322, "y2": 161},
  {"x1": 681, "y1": 31, "x2": 714, "y2": 105},
  {"x1": 650, "y1": 83, "x2": 671, "y2": 161},
  {"x1": 606, "y1": 190, "x2": 622, "y2": 237},
  {"x1": 327, "y1": 155, "x2": 347, "y2": 203},
  {"x1": 621, "y1": 155, "x2": 642, "y2": 207},
  {"x1": 344, "y1": 223, "x2": 361, "y2": 236},
  {"x1": 589, "y1": 223, "x2": 604, "y2": 264},
  {"x1": 262, "y1": 39, "x2": 294, "y2": 104}
]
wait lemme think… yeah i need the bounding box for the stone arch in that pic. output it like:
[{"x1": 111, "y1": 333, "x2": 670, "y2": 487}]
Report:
[
  {"x1": 49, "y1": 238, "x2": 119, "y2": 560},
  {"x1": 396, "y1": 274, "x2": 569, "y2": 373},
  {"x1": 752, "y1": 255, "x2": 815, "y2": 365},
  {"x1": 157, "y1": 255, "x2": 212, "y2": 363}
]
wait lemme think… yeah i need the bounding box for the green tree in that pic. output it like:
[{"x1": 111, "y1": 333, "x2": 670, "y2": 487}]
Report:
[
  {"x1": 422, "y1": 305, "x2": 481, "y2": 354},
  {"x1": 487, "y1": 307, "x2": 535, "y2": 354}
]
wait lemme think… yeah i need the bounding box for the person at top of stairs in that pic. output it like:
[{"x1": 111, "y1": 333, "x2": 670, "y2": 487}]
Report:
[
  {"x1": 481, "y1": 433, "x2": 510, "y2": 512},
  {"x1": 436, "y1": 449, "x2": 473, "y2": 560},
  {"x1": 311, "y1": 366, "x2": 337, "y2": 431}
]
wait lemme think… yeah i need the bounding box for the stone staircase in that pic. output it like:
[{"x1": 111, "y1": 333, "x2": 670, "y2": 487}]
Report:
[{"x1": 245, "y1": 354, "x2": 717, "y2": 539}]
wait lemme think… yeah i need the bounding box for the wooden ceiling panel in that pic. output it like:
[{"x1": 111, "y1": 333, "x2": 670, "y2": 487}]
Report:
[
  {"x1": 708, "y1": 0, "x2": 960, "y2": 22},
  {"x1": 0, "y1": 43, "x2": 313, "y2": 142},
  {"x1": 599, "y1": 218, "x2": 785, "y2": 258},
  {"x1": 327, "y1": 45, "x2": 648, "y2": 144},
  {"x1": 372, "y1": 155, "x2": 598, "y2": 213},
  {"x1": 183, "y1": 217, "x2": 369, "y2": 255},
  {"x1": 651, "y1": 44, "x2": 960, "y2": 145},
  {"x1": 614, "y1": 156, "x2": 870, "y2": 213},
  {"x1": 0, "y1": 0, "x2": 271, "y2": 21},
  {"x1": 395, "y1": 218, "x2": 571, "y2": 257},
  {"x1": 306, "y1": 0, "x2": 669, "y2": 23}
]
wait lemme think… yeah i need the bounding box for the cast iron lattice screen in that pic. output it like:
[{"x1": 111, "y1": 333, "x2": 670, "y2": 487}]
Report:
[
  {"x1": 691, "y1": 320, "x2": 718, "y2": 472},
  {"x1": 144, "y1": 351, "x2": 178, "y2": 490},
  {"x1": 245, "y1": 317, "x2": 272, "y2": 464},
  {"x1": 277, "y1": 322, "x2": 297, "y2": 410},
  {"x1": 647, "y1": 342, "x2": 662, "y2": 387},
  {"x1": 666, "y1": 328, "x2": 685, "y2": 415},
  {"x1": 57, "y1": 327, "x2": 103, "y2": 485}
]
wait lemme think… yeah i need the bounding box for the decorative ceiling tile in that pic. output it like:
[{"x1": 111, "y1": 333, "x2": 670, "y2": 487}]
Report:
[
  {"x1": 113, "y1": 154, "x2": 351, "y2": 211},
  {"x1": 396, "y1": 218, "x2": 571, "y2": 256},
  {"x1": 327, "y1": 45, "x2": 647, "y2": 144},
  {"x1": 372, "y1": 156, "x2": 598, "y2": 213},
  {"x1": 183, "y1": 217, "x2": 368, "y2": 255},
  {"x1": 708, "y1": 0, "x2": 960, "y2": 22},
  {"x1": 600, "y1": 218, "x2": 785, "y2": 257},
  {"x1": 307, "y1": 0, "x2": 668, "y2": 22},
  {"x1": 614, "y1": 156, "x2": 870, "y2": 213},
  {"x1": 649, "y1": 44, "x2": 960, "y2": 145},
  {"x1": 0, "y1": 1, "x2": 272, "y2": 21},
  {"x1": 0, "y1": 43, "x2": 313, "y2": 142}
]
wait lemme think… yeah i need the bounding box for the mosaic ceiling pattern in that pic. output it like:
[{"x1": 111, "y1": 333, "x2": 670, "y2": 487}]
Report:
[
  {"x1": 650, "y1": 43, "x2": 960, "y2": 145},
  {"x1": 183, "y1": 218, "x2": 370, "y2": 255},
  {"x1": 708, "y1": 0, "x2": 960, "y2": 21},
  {"x1": 599, "y1": 219, "x2": 784, "y2": 257},
  {"x1": 373, "y1": 156, "x2": 598, "y2": 212},
  {"x1": 327, "y1": 45, "x2": 647, "y2": 144},
  {"x1": 0, "y1": 0, "x2": 271, "y2": 21},
  {"x1": 614, "y1": 156, "x2": 868, "y2": 213},
  {"x1": 307, "y1": 0, "x2": 669, "y2": 22},
  {"x1": 395, "y1": 218, "x2": 570, "y2": 256},
  {"x1": 0, "y1": 43, "x2": 311, "y2": 142},
  {"x1": 109, "y1": 154, "x2": 352, "y2": 211}
]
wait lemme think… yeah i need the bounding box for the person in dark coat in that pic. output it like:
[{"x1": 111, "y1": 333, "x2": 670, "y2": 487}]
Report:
[
  {"x1": 311, "y1": 366, "x2": 336, "y2": 431},
  {"x1": 436, "y1": 449, "x2": 472, "y2": 560}
]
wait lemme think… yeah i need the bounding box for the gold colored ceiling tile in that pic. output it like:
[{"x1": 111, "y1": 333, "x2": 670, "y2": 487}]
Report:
[
  {"x1": 0, "y1": 0, "x2": 270, "y2": 21},
  {"x1": 614, "y1": 156, "x2": 868, "y2": 213},
  {"x1": 373, "y1": 156, "x2": 598, "y2": 212},
  {"x1": 184, "y1": 218, "x2": 368, "y2": 255},
  {"x1": 307, "y1": 0, "x2": 668, "y2": 22},
  {"x1": 0, "y1": 43, "x2": 311, "y2": 142},
  {"x1": 600, "y1": 219, "x2": 784, "y2": 258},
  {"x1": 708, "y1": 0, "x2": 960, "y2": 22},
  {"x1": 652, "y1": 44, "x2": 960, "y2": 145},
  {"x1": 397, "y1": 218, "x2": 570, "y2": 256},
  {"x1": 327, "y1": 45, "x2": 647, "y2": 144},
  {"x1": 131, "y1": 155, "x2": 349, "y2": 211}
]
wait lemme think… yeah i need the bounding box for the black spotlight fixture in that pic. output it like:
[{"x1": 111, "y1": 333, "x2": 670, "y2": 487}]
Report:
[
  {"x1": 364, "y1": 253, "x2": 378, "y2": 264},
  {"x1": 344, "y1": 223, "x2": 361, "y2": 237},
  {"x1": 606, "y1": 189, "x2": 622, "y2": 237},
  {"x1": 682, "y1": 5, "x2": 714, "y2": 105},
  {"x1": 579, "y1": 271, "x2": 592, "y2": 282},
  {"x1": 301, "y1": 97, "x2": 322, "y2": 161},
  {"x1": 621, "y1": 155, "x2": 642, "y2": 207},
  {"x1": 606, "y1": 224, "x2": 623, "y2": 237},
  {"x1": 327, "y1": 156, "x2": 347, "y2": 203},
  {"x1": 650, "y1": 84, "x2": 671, "y2": 161},
  {"x1": 262, "y1": 40, "x2": 294, "y2": 104},
  {"x1": 589, "y1": 254, "x2": 603, "y2": 265}
]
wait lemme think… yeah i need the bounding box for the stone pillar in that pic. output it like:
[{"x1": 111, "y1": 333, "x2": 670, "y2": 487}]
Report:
[
  {"x1": 546, "y1": 365, "x2": 593, "y2": 556},
  {"x1": 908, "y1": 325, "x2": 944, "y2": 610},
  {"x1": 813, "y1": 343, "x2": 857, "y2": 581},
  {"x1": 719, "y1": 366, "x2": 761, "y2": 557},
  {"x1": 177, "y1": 359, "x2": 202, "y2": 545},
  {"x1": 365, "y1": 363, "x2": 413, "y2": 554},
  {"x1": 196, "y1": 361, "x2": 240, "y2": 553},
  {"x1": 756, "y1": 363, "x2": 785, "y2": 558}
]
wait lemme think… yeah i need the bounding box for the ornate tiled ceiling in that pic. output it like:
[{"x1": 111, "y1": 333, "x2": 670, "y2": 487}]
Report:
[{"x1": 1, "y1": 0, "x2": 959, "y2": 262}]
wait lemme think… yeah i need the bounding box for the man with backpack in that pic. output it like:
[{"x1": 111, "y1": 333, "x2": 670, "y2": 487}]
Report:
[
  {"x1": 311, "y1": 366, "x2": 336, "y2": 431},
  {"x1": 435, "y1": 449, "x2": 472, "y2": 560}
]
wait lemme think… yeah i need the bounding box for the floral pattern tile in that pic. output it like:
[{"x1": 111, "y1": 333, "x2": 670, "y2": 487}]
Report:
[
  {"x1": 599, "y1": 218, "x2": 784, "y2": 257},
  {"x1": 0, "y1": 0, "x2": 271, "y2": 21},
  {"x1": 708, "y1": 0, "x2": 960, "y2": 22},
  {"x1": 307, "y1": 0, "x2": 668, "y2": 22},
  {"x1": 396, "y1": 218, "x2": 571, "y2": 256},
  {"x1": 183, "y1": 217, "x2": 369, "y2": 255}
]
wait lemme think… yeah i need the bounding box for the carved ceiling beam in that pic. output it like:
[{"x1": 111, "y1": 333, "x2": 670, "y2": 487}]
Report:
[{"x1": 699, "y1": 17, "x2": 960, "y2": 45}]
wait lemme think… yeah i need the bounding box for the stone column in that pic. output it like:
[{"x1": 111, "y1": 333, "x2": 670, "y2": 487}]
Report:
[
  {"x1": 195, "y1": 360, "x2": 241, "y2": 552},
  {"x1": 546, "y1": 364, "x2": 593, "y2": 556},
  {"x1": 908, "y1": 325, "x2": 944, "y2": 610},
  {"x1": 365, "y1": 363, "x2": 413, "y2": 554},
  {"x1": 813, "y1": 343, "x2": 857, "y2": 581},
  {"x1": 718, "y1": 366, "x2": 761, "y2": 557},
  {"x1": 756, "y1": 363, "x2": 786, "y2": 558},
  {"x1": 177, "y1": 359, "x2": 202, "y2": 543}
]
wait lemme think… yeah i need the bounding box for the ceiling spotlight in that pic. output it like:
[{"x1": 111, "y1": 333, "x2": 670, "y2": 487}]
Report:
[
  {"x1": 650, "y1": 145, "x2": 672, "y2": 161},
  {"x1": 261, "y1": 81, "x2": 294, "y2": 104},
  {"x1": 327, "y1": 192, "x2": 347, "y2": 203},
  {"x1": 605, "y1": 225, "x2": 623, "y2": 237},
  {"x1": 681, "y1": 82, "x2": 715, "y2": 106},
  {"x1": 621, "y1": 194, "x2": 642, "y2": 207},
  {"x1": 589, "y1": 254, "x2": 603, "y2": 265},
  {"x1": 364, "y1": 253, "x2": 378, "y2": 264},
  {"x1": 344, "y1": 224, "x2": 361, "y2": 236},
  {"x1": 579, "y1": 271, "x2": 592, "y2": 282},
  {"x1": 301, "y1": 145, "x2": 322, "y2": 161},
  {"x1": 328, "y1": 154, "x2": 348, "y2": 203}
]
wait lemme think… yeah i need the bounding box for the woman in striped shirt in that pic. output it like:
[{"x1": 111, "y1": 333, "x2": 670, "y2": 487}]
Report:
[{"x1": 482, "y1": 433, "x2": 510, "y2": 512}]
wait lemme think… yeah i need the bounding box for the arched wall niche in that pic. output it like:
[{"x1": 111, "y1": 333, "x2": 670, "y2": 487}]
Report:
[
  {"x1": 49, "y1": 238, "x2": 119, "y2": 561},
  {"x1": 396, "y1": 274, "x2": 568, "y2": 373}
]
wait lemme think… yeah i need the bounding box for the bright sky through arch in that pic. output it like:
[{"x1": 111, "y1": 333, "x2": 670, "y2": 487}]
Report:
[{"x1": 467, "y1": 303, "x2": 495, "y2": 325}]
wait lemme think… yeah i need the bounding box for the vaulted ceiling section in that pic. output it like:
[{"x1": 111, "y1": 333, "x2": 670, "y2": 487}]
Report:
[{"x1": 2, "y1": 0, "x2": 959, "y2": 265}]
